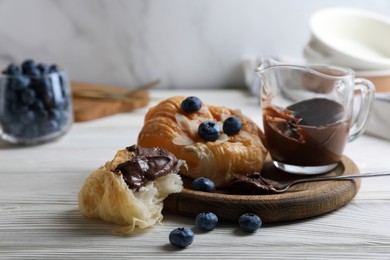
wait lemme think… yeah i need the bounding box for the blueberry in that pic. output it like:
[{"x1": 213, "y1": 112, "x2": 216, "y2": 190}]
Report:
[
  {"x1": 2, "y1": 63, "x2": 21, "y2": 75},
  {"x1": 4, "y1": 86, "x2": 18, "y2": 102},
  {"x1": 9, "y1": 102, "x2": 29, "y2": 115},
  {"x1": 25, "y1": 68, "x2": 40, "y2": 77},
  {"x1": 198, "y1": 120, "x2": 220, "y2": 141},
  {"x1": 40, "y1": 119, "x2": 59, "y2": 134},
  {"x1": 49, "y1": 64, "x2": 58, "y2": 73},
  {"x1": 238, "y1": 213, "x2": 262, "y2": 233},
  {"x1": 50, "y1": 108, "x2": 68, "y2": 127},
  {"x1": 8, "y1": 75, "x2": 31, "y2": 90},
  {"x1": 33, "y1": 78, "x2": 51, "y2": 95},
  {"x1": 21, "y1": 88, "x2": 37, "y2": 105},
  {"x1": 21, "y1": 59, "x2": 40, "y2": 77},
  {"x1": 20, "y1": 123, "x2": 40, "y2": 139},
  {"x1": 31, "y1": 99, "x2": 45, "y2": 111},
  {"x1": 195, "y1": 212, "x2": 218, "y2": 231},
  {"x1": 21, "y1": 59, "x2": 36, "y2": 73},
  {"x1": 37, "y1": 63, "x2": 50, "y2": 75},
  {"x1": 19, "y1": 110, "x2": 35, "y2": 124},
  {"x1": 49, "y1": 109, "x2": 62, "y2": 121},
  {"x1": 31, "y1": 101, "x2": 48, "y2": 121},
  {"x1": 4, "y1": 121, "x2": 24, "y2": 137},
  {"x1": 181, "y1": 96, "x2": 202, "y2": 113},
  {"x1": 191, "y1": 177, "x2": 216, "y2": 192},
  {"x1": 169, "y1": 227, "x2": 194, "y2": 248},
  {"x1": 223, "y1": 116, "x2": 242, "y2": 135}
]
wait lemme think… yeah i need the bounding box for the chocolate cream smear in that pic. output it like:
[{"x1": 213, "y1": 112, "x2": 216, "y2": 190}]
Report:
[{"x1": 113, "y1": 145, "x2": 178, "y2": 190}]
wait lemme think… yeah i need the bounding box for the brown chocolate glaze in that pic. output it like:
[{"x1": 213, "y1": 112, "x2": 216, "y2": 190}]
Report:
[
  {"x1": 113, "y1": 145, "x2": 178, "y2": 190},
  {"x1": 263, "y1": 98, "x2": 350, "y2": 166},
  {"x1": 232, "y1": 173, "x2": 278, "y2": 194}
]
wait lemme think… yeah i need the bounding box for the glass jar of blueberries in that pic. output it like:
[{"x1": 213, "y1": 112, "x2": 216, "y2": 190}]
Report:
[{"x1": 0, "y1": 59, "x2": 73, "y2": 145}]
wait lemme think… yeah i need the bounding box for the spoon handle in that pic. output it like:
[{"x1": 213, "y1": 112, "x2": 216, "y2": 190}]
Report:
[
  {"x1": 299, "y1": 171, "x2": 390, "y2": 183},
  {"x1": 343, "y1": 171, "x2": 390, "y2": 179}
]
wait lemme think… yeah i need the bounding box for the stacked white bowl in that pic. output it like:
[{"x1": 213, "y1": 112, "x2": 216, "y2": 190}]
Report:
[{"x1": 304, "y1": 8, "x2": 390, "y2": 92}]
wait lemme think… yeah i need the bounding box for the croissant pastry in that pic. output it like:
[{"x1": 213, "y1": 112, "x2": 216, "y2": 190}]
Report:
[
  {"x1": 78, "y1": 145, "x2": 185, "y2": 235},
  {"x1": 138, "y1": 96, "x2": 267, "y2": 187}
]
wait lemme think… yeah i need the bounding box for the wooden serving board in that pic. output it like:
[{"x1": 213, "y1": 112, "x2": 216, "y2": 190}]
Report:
[
  {"x1": 164, "y1": 156, "x2": 360, "y2": 223},
  {"x1": 71, "y1": 82, "x2": 150, "y2": 122}
]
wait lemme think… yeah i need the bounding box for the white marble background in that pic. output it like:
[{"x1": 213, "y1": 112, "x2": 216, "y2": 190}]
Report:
[{"x1": 0, "y1": 0, "x2": 389, "y2": 89}]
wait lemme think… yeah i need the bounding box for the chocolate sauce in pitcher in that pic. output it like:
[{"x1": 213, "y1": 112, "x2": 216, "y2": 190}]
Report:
[{"x1": 263, "y1": 98, "x2": 350, "y2": 166}]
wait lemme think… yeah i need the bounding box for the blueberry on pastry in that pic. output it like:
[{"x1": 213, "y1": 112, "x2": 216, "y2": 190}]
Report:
[
  {"x1": 78, "y1": 145, "x2": 185, "y2": 235},
  {"x1": 137, "y1": 96, "x2": 267, "y2": 187}
]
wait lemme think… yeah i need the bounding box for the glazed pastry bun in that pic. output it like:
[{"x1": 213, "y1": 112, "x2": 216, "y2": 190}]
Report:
[
  {"x1": 78, "y1": 145, "x2": 186, "y2": 235},
  {"x1": 137, "y1": 96, "x2": 267, "y2": 187}
]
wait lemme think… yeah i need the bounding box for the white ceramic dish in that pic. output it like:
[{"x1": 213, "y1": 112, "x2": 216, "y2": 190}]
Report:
[
  {"x1": 306, "y1": 8, "x2": 390, "y2": 70},
  {"x1": 304, "y1": 45, "x2": 390, "y2": 92}
]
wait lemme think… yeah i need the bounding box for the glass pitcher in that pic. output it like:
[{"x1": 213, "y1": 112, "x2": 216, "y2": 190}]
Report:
[{"x1": 256, "y1": 58, "x2": 375, "y2": 174}]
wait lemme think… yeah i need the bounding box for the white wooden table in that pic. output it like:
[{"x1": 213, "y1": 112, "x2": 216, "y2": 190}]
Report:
[{"x1": 1, "y1": 90, "x2": 390, "y2": 259}]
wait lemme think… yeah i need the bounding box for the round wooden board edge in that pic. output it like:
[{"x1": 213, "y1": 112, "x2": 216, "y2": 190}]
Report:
[{"x1": 163, "y1": 156, "x2": 361, "y2": 223}]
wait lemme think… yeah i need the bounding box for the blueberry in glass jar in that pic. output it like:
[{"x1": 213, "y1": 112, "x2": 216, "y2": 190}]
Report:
[
  {"x1": 21, "y1": 59, "x2": 39, "y2": 76},
  {"x1": 37, "y1": 63, "x2": 50, "y2": 75},
  {"x1": 8, "y1": 75, "x2": 30, "y2": 91},
  {"x1": 2, "y1": 63, "x2": 21, "y2": 75},
  {"x1": 0, "y1": 59, "x2": 72, "y2": 145},
  {"x1": 20, "y1": 88, "x2": 37, "y2": 105},
  {"x1": 49, "y1": 64, "x2": 59, "y2": 73}
]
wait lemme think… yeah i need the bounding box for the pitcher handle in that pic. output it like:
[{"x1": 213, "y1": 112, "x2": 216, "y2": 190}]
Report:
[{"x1": 348, "y1": 78, "x2": 375, "y2": 142}]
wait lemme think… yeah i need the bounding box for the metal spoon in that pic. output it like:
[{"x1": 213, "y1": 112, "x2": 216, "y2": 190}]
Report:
[{"x1": 256, "y1": 171, "x2": 390, "y2": 193}]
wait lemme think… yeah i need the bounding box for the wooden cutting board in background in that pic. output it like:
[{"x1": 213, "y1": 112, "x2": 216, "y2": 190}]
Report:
[{"x1": 71, "y1": 81, "x2": 152, "y2": 122}]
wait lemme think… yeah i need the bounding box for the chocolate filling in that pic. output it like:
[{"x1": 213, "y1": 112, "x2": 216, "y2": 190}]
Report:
[
  {"x1": 232, "y1": 173, "x2": 278, "y2": 194},
  {"x1": 113, "y1": 145, "x2": 178, "y2": 190}
]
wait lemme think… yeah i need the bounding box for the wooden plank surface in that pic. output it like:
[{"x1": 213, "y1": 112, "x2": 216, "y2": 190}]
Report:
[{"x1": 1, "y1": 90, "x2": 390, "y2": 259}]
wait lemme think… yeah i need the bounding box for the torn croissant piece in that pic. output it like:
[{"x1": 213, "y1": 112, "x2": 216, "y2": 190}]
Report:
[
  {"x1": 78, "y1": 144, "x2": 186, "y2": 235},
  {"x1": 137, "y1": 96, "x2": 267, "y2": 187}
]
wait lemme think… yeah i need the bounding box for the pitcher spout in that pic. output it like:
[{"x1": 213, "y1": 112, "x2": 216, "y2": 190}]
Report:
[{"x1": 255, "y1": 57, "x2": 282, "y2": 74}]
